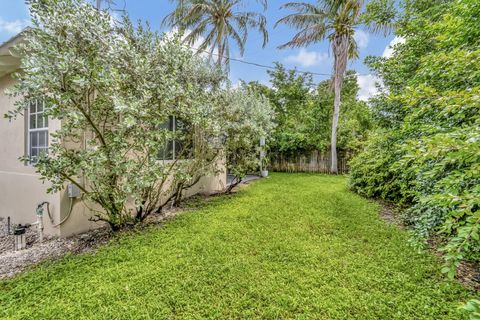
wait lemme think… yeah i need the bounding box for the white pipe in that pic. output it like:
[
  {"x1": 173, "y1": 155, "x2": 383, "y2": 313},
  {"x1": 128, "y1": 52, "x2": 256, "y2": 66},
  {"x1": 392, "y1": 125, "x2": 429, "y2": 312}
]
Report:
[
  {"x1": 30, "y1": 213, "x2": 44, "y2": 243},
  {"x1": 37, "y1": 213, "x2": 43, "y2": 242},
  {"x1": 31, "y1": 203, "x2": 46, "y2": 243}
]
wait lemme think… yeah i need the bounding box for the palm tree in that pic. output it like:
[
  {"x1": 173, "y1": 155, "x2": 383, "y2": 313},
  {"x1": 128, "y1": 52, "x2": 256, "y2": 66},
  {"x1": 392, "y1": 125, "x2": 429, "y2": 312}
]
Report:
[
  {"x1": 163, "y1": 0, "x2": 269, "y2": 69},
  {"x1": 276, "y1": 0, "x2": 389, "y2": 173}
]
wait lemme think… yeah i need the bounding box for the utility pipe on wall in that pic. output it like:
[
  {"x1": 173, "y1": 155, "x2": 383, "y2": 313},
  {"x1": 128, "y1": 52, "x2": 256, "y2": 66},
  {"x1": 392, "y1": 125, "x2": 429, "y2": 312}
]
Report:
[{"x1": 31, "y1": 202, "x2": 48, "y2": 242}]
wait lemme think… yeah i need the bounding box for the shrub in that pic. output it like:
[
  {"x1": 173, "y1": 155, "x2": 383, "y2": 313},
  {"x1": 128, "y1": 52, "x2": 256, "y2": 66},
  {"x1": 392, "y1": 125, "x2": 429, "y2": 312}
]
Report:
[
  {"x1": 349, "y1": 0, "x2": 480, "y2": 277},
  {"x1": 222, "y1": 84, "x2": 275, "y2": 192},
  {"x1": 6, "y1": 0, "x2": 226, "y2": 230}
]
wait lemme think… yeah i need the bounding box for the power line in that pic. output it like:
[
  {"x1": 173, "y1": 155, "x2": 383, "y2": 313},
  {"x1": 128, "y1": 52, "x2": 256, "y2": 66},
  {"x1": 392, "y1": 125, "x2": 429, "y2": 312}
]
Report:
[
  {"x1": 189, "y1": 46, "x2": 373, "y2": 79},
  {"x1": 219, "y1": 53, "x2": 333, "y2": 77}
]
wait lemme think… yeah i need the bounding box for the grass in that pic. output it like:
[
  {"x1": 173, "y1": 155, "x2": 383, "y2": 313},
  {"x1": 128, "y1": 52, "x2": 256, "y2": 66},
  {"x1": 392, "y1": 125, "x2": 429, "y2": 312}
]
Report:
[{"x1": 0, "y1": 173, "x2": 473, "y2": 319}]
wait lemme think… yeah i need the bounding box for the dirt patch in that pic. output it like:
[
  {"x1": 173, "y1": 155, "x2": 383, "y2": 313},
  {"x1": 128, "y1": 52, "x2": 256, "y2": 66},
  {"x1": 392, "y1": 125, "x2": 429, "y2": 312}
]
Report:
[
  {"x1": 378, "y1": 200, "x2": 404, "y2": 227},
  {"x1": 457, "y1": 260, "x2": 480, "y2": 291},
  {"x1": 0, "y1": 219, "x2": 113, "y2": 279},
  {"x1": 0, "y1": 186, "x2": 248, "y2": 280},
  {"x1": 0, "y1": 217, "x2": 41, "y2": 255}
]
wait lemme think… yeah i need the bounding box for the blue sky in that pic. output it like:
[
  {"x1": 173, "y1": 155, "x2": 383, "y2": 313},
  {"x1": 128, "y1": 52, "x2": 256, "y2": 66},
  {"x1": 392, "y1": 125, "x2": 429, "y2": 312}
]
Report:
[{"x1": 0, "y1": 0, "x2": 397, "y2": 100}]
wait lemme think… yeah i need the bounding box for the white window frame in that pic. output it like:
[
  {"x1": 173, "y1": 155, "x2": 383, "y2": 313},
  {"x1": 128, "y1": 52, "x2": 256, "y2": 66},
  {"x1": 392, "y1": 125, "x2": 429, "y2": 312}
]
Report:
[{"x1": 27, "y1": 100, "x2": 49, "y2": 163}]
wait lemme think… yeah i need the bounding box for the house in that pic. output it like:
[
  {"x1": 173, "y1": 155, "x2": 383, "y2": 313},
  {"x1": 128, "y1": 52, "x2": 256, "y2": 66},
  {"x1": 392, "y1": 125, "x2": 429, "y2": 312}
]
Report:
[{"x1": 0, "y1": 31, "x2": 226, "y2": 238}]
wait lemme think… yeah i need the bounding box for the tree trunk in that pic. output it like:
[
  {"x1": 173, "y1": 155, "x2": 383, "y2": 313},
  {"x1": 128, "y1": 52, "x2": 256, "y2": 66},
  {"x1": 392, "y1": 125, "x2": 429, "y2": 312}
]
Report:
[
  {"x1": 330, "y1": 35, "x2": 349, "y2": 174},
  {"x1": 216, "y1": 21, "x2": 226, "y2": 68},
  {"x1": 216, "y1": 32, "x2": 224, "y2": 67},
  {"x1": 225, "y1": 176, "x2": 242, "y2": 194},
  {"x1": 330, "y1": 76, "x2": 341, "y2": 174}
]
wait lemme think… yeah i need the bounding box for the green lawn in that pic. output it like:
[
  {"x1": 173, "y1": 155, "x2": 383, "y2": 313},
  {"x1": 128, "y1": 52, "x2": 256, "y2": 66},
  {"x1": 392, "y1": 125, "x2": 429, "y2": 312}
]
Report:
[{"x1": 0, "y1": 174, "x2": 473, "y2": 319}]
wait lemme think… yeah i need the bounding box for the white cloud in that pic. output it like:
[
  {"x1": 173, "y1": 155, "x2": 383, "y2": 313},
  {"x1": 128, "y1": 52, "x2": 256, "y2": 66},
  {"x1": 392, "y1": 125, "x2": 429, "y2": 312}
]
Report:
[
  {"x1": 260, "y1": 79, "x2": 272, "y2": 88},
  {"x1": 0, "y1": 17, "x2": 29, "y2": 35},
  {"x1": 285, "y1": 48, "x2": 328, "y2": 68},
  {"x1": 357, "y1": 74, "x2": 382, "y2": 101},
  {"x1": 354, "y1": 29, "x2": 369, "y2": 49},
  {"x1": 109, "y1": 11, "x2": 122, "y2": 26},
  {"x1": 382, "y1": 36, "x2": 406, "y2": 58}
]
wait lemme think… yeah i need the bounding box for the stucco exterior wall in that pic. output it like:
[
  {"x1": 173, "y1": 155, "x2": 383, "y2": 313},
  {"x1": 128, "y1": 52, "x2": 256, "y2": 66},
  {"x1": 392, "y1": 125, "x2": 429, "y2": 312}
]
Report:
[
  {"x1": 0, "y1": 73, "x2": 62, "y2": 237},
  {"x1": 187, "y1": 156, "x2": 227, "y2": 196}
]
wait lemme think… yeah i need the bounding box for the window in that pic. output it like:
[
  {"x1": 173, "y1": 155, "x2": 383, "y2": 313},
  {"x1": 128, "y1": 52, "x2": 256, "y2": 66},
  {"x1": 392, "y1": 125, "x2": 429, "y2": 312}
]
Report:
[
  {"x1": 157, "y1": 116, "x2": 192, "y2": 160},
  {"x1": 28, "y1": 100, "x2": 48, "y2": 162}
]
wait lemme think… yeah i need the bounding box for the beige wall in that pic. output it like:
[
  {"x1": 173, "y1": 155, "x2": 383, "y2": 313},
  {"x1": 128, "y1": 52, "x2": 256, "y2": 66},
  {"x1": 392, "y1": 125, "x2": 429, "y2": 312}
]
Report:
[
  {"x1": 186, "y1": 155, "x2": 227, "y2": 196},
  {"x1": 0, "y1": 73, "x2": 62, "y2": 236},
  {"x1": 58, "y1": 196, "x2": 100, "y2": 237},
  {"x1": 0, "y1": 73, "x2": 227, "y2": 238}
]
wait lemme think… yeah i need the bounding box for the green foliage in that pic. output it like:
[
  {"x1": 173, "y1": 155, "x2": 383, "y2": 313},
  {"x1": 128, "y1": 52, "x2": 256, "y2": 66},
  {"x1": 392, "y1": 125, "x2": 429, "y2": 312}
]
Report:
[
  {"x1": 0, "y1": 174, "x2": 471, "y2": 319},
  {"x1": 249, "y1": 64, "x2": 372, "y2": 157},
  {"x1": 275, "y1": 0, "x2": 393, "y2": 173},
  {"x1": 164, "y1": 0, "x2": 268, "y2": 69},
  {"x1": 361, "y1": 0, "x2": 397, "y2": 35},
  {"x1": 222, "y1": 84, "x2": 275, "y2": 190},
  {"x1": 6, "y1": 0, "x2": 230, "y2": 229},
  {"x1": 463, "y1": 299, "x2": 480, "y2": 320},
  {"x1": 349, "y1": 0, "x2": 480, "y2": 277}
]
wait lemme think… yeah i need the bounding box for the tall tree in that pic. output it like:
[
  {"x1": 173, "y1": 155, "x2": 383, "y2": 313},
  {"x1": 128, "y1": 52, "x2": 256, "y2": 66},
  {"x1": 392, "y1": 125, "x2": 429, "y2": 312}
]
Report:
[
  {"x1": 15, "y1": 0, "x2": 228, "y2": 230},
  {"x1": 163, "y1": 0, "x2": 269, "y2": 69},
  {"x1": 276, "y1": 0, "x2": 394, "y2": 173},
  {"x1": 247, "y1": 65, "x2": 372, "y2": 157}
]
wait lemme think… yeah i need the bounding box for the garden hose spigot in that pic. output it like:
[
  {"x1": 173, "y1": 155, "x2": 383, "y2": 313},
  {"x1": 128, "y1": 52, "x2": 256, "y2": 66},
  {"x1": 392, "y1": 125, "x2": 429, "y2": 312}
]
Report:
[
  {"x1": 34, "y1": 201, "x2": 49, "y2": 243},
  {"x1": 36, "y1": 201, "x2": 49, "y2": 217}
]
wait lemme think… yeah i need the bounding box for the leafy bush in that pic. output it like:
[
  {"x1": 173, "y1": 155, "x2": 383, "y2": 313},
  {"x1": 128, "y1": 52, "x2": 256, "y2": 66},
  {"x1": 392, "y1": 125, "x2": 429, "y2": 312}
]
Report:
[
  {"x1": 349, "y1": 0, "x2": 480, "y2": 276},
  {"x1": 222, "y1": 84, "x2": 275, "y2": 192},
  {"x1": 6, "y1": 0, "x2": 230, "y2": 230},
  {"x1": 247, "y1": 64, "x2": 372, "y2": 157},
  {"x1": 463, "y1": 299, "x2": 480, "y2": 320}
]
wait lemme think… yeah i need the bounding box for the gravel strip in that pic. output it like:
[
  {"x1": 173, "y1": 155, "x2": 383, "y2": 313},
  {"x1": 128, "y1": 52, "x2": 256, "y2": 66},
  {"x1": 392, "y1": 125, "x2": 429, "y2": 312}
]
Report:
[
  {"x1": 0, "y1": 207, "x2": 184, "y2": 279},
  {"x1": 0, "y1": 217, "x2": 113, "y2": 279},
  {"x1": 0, "y1": 218, "x2": 40, "y2": 255}
]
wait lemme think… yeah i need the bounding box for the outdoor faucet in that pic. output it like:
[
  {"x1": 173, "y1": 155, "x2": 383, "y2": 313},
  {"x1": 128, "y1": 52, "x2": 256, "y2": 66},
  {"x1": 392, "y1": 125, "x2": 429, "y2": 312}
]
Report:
[
  {"x1": 31, "y1": 201, "x2": 49, "y2": 243},
  {"x1": 37, "y1": 201, "x2": 49, "y2": 212}
]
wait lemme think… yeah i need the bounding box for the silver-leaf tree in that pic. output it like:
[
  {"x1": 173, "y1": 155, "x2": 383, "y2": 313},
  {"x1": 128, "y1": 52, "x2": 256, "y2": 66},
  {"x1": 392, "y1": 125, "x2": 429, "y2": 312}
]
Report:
[
  {"x1": 222, "y1": 83, "x2": 275, "y2": 193},
  {"x1": 7, "y1": 0, "x2": 227, "y2": 230}
]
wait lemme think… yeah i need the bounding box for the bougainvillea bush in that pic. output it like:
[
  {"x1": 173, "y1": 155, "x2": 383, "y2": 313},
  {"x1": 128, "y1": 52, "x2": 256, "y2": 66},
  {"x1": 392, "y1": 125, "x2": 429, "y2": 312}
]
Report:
[{"x1": 349, "y1": 0, "x2": 480, "y2": 277}]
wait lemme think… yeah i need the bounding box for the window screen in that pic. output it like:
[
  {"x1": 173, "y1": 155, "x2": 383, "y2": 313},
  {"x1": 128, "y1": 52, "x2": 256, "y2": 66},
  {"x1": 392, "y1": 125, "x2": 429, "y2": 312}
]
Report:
[
  {"x1": 157, "y1": 116, "x2": 193, "y2": 160},
  {"x1": 28, "y1": 100, "x2": 48, "y2": 162}
]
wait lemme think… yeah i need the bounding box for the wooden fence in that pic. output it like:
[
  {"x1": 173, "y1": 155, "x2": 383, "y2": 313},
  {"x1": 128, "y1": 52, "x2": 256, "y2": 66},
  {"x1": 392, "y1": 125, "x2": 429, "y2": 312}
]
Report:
[{"x1": 270, "y1": 150, "x2": 349, "y2": 174}]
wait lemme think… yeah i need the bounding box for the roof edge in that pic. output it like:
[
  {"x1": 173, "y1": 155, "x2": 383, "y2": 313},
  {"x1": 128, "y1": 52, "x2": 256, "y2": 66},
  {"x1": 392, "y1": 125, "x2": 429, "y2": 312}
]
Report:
[{"x1": 0, "y1": 27, "x2": 29, "y2": 51}]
